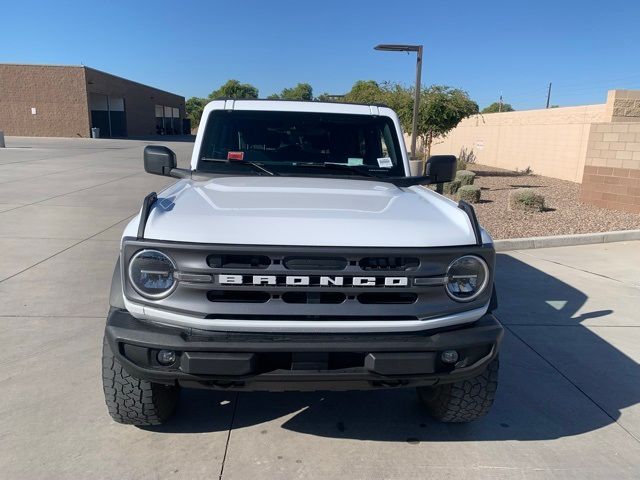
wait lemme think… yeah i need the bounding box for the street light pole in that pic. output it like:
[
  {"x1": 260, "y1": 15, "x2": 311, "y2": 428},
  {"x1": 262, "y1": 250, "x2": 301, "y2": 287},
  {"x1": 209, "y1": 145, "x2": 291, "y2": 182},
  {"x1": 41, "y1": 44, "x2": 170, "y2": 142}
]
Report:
[
  {"x1": 374, "y1": 44, "x2": 424, "y2": 166},
  {"x1": 410, "y1": 45, "x2": 423, "y2": 162}
]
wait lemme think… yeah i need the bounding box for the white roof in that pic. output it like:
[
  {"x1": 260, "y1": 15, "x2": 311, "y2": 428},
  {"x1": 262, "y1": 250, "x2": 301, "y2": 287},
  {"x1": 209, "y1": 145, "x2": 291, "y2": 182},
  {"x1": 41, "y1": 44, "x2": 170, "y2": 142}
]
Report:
[{"x1": 205, "y1": 99, "x2": 384, "y2": 115}]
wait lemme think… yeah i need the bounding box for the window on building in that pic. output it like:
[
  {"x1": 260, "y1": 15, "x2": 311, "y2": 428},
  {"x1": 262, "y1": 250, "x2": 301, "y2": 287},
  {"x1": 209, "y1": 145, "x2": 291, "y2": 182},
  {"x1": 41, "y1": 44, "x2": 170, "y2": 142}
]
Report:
[
  {"x1": 155, "y1": 104, "x2": 181, "y2": 135},
  {"x1": 172, "y1": 107, "x2": 181, "y2": 135},
  {"x1": 163, "y1": 106, "x2": 173, "y2": 134},
  {"x1": 155, "y1": 105, "x2": 164, "y2": 135}
]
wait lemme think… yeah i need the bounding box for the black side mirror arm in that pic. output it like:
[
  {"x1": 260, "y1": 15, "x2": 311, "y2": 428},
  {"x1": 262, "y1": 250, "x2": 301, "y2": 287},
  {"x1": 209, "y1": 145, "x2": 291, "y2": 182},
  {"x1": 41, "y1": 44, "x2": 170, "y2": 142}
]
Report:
[{"x1": 169, "y1": 168, "x2": 192, "y2": 179}]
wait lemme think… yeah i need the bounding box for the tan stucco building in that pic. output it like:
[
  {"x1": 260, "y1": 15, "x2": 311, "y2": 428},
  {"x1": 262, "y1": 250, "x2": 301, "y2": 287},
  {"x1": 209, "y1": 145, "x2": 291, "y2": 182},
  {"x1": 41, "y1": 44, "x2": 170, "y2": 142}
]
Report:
[{"x1": 0, "y1": 64, "x2": 186, "y2": 138}]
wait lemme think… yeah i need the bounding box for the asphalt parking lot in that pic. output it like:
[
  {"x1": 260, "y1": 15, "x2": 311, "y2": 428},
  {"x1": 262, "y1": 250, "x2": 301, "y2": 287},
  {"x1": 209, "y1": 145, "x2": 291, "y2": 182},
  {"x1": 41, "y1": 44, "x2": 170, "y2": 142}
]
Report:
[{"x1": 1, "y1": 137, "x2": 639, "y2": 479}]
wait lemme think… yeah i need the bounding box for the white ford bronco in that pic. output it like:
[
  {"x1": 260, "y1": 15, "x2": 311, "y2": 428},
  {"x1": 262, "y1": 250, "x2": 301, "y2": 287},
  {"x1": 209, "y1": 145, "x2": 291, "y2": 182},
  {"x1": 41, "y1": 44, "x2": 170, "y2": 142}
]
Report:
[{"x1": 102, "y1": 100, "x2": 503, "y2": 425}]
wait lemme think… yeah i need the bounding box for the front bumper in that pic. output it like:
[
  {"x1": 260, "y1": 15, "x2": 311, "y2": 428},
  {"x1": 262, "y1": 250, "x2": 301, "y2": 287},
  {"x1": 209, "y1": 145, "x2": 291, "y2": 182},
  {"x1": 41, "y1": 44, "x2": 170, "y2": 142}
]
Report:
[{"x1": 105, "y1": 308, "x2": 503, "y2": 391}]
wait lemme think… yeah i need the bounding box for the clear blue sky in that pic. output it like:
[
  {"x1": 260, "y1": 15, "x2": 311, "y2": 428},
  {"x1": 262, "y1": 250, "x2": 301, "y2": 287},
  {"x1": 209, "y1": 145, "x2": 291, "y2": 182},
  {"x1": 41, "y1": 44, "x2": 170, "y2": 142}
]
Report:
[{"x1": 3, "y1": 0, "x2": 640, "y2": 110}]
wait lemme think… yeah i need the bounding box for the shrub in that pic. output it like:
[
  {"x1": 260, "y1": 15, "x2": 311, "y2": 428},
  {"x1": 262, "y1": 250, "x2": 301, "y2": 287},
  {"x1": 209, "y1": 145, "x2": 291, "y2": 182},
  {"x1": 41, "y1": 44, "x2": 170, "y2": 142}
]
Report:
[
  {"x1": 456, "y1": 170, "x2": 476, "y2": 186},
  {"x1": 443, "y1": 180, "x2": 461, "y2": 195},
  {"x1": 509, "y1": 188, "x2": 545, "y2": 212},
  {"x1": 515, "y1": 166, "x2": 533, "y2": 175},
  {"x1": 458, "y1": 147, "x2": 476, "y2": 171},
  {"x1": 457, "y1": 185, "x2": 481, "y2": 203}
]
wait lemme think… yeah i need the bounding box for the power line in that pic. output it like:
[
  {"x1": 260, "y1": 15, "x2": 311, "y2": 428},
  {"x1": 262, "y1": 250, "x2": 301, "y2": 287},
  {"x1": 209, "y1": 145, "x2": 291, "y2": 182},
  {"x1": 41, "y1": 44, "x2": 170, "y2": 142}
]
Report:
[
  {"x1": 551, "y1": 71, "x2": 640, "y2": 90},
  {"x1": 490, "y1": 71, "x2": 640, "y2": 105}
]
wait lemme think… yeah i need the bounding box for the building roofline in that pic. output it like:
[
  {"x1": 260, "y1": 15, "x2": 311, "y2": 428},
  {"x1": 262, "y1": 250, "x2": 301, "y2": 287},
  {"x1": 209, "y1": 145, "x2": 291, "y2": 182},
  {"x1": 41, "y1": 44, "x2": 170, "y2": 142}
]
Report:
[
  {"x1": 0, "y1": 62, "x2": 84, "y2": 68},
  {"x1": 83, "y1": 66, "x2": 184, "y2": 99},
  {"x1": 0, "y1": 63, "x2": 184, "y2": 99}
]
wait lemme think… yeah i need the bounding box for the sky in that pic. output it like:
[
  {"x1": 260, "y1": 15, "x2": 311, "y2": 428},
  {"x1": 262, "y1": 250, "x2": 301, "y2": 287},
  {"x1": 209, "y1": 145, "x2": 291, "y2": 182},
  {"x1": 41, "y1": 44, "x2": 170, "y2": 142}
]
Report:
[{"x1": 3, "y1": 0, "x2": 640, "y2": 111}]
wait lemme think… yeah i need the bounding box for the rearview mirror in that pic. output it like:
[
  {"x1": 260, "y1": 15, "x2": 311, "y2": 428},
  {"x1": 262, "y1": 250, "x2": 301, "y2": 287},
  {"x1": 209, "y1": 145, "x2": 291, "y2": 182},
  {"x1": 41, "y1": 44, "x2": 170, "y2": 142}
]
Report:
[
  {"x1": 144, "y1": 145, "x2": 176, "y2": 176},
  {"x1": 425, "y1": 155, "x2": 456, "y2": 183}
]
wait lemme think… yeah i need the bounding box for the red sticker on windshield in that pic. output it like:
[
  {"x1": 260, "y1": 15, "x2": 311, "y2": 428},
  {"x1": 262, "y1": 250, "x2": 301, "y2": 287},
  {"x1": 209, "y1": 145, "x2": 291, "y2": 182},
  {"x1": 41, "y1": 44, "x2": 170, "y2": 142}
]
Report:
[{"x1": 227, "y1": 151, "x2": 244, "y2": 161}]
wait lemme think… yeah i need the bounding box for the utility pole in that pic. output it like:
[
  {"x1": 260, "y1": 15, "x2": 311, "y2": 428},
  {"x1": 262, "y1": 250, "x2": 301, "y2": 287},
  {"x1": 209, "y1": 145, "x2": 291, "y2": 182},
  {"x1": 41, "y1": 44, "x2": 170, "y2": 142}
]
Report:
[
  {"x1": 499, "y1": 91, "x2": 503, "y2": 112},
  {"x1": 546, "y1": 82, "x2": 552, "y2": 108}
]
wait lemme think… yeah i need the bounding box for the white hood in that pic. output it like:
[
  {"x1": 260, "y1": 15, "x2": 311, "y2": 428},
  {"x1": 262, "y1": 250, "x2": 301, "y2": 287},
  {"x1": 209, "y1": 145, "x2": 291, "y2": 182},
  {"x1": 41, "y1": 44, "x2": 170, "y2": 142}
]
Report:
[{"x1": 127, "y1": 176, "x2": 478, "y2": 247}]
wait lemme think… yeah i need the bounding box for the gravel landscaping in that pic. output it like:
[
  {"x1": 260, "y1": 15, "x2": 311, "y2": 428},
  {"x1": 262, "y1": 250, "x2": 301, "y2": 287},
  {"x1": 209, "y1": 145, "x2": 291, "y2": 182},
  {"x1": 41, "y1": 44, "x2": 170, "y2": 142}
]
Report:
[{"x1": 446, "y1": 165, "x2": 640, "y2": 239}]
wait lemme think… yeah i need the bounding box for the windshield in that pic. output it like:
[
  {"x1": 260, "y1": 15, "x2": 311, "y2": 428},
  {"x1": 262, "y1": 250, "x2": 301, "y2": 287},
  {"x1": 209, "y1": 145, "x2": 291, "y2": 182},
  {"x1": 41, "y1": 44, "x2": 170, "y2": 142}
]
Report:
[{"x1": 196, "y1": 110, "x2": 406, "y2": 178}]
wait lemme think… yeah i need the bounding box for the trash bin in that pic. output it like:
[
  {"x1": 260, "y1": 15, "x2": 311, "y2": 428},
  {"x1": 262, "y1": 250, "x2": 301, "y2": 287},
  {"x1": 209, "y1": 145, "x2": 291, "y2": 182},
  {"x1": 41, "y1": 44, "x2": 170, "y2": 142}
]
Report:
[
  {"x1": 91, "y1": 127, "x2": 100, "y2": 139},
  {"x1": 0, "y1": 131, "x2": 5, "y2": 148}
]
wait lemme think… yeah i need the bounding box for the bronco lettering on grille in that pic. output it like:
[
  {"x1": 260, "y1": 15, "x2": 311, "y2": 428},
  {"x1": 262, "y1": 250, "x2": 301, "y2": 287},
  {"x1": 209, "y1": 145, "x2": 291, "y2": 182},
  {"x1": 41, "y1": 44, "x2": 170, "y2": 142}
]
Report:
[{"x1": 218, "y1": 275, "x2": 408, "y2": 287}]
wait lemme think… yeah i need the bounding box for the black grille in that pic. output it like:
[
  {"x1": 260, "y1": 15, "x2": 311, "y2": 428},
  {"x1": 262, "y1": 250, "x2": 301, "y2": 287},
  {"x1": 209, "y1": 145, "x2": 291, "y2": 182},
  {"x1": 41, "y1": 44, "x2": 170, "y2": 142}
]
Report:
[
  {"x1": 208, "y1": 291, "x2": 270, "y2": 303},
  {"x1": 207, "y1": 254, "x2": 270, "y2": 269},
  {"x1": 359, "y1": 257, "x2": 419, "y2": 271},
  {"x1": 123, "y1": 239, "x2": 495, "y2": 322},
  {"x1": 282, "y1": 292, "x2": 346, "y2": 304},
  {"x1": 283, "y1": 256, "x2": 347, "y2": 270},
  {"x1": 206, "y1": 254, "x2": 420, "y2": 272}
]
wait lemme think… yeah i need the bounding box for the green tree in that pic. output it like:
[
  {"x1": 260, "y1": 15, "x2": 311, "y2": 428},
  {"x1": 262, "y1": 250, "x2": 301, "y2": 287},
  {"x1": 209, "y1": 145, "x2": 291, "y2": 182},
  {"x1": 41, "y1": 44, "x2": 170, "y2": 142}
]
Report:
[
  {"x1": 185, "y1": 96, "x2": 207, "y2": 127},
  {"x1": 388, "y1": 85, "x2": 478, "y2": 159},
  {"x1": 208, "y1": 79, "x2": 259, "y2": 100},
  {"x1": 316, "y1": 92, "x2": 334, "y2": 102},
  {"x1": 344, "y1": 80, "x2": 385, "y2": 104},
  {"x1": 380, "y1": 82, "x2": 413, "y2": 119},
  {"x1": 481, "y1": 102, "x2": 514, "y2": 113},
  {"x1": 342, "y1": 81, "x2": 478, "y2": 159},
  {"x1": 268, "y1": 83, "x2": 313, "y2": 101},
  {"x1": 415, "y1": 86, "x2": 479, "y2": 158},
  {"x1": 316, "y1": 93, "x2": 348, "y2": 102}
]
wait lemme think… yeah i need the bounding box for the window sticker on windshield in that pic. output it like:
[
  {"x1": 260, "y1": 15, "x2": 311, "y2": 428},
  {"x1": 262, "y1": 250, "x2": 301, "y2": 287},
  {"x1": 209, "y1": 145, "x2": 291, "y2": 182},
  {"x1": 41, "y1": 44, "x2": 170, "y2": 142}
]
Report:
[
  {"x1": 348, "y1": 157, "x2": 364, "y2": 166},
  {"x1": 377, "y1": 157, "x2": 393, "y2": 168}
]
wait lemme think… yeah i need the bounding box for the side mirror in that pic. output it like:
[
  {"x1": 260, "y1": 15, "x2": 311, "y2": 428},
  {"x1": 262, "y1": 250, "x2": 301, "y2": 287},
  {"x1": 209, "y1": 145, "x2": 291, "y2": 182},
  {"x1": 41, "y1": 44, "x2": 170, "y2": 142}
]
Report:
[
  {"x1": 425, "y1": 155, "x2": 456, "y2": 183},
  {"x1": 144, "y1": 145, "x2": 176, "y2": 176}
]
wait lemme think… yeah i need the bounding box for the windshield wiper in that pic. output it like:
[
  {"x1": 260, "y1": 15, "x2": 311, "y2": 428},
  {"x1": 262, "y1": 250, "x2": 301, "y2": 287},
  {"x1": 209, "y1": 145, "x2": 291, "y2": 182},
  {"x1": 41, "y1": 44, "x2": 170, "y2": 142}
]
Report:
[
  {"x1": 199, "y1": 158, "x2": 434, "y2": 187},
  {"x1": 287, "y1": 163, "x2": 435, "y2": 186},
  {"x1": 291, "y1": 163, "x2": 437, "y2": 187},
  {"x1": 295, "y1": 162, "x2": 381, "y2": 179},
  {"x1": 200, "y1": 157, "x2": 278, "y2": 176}
]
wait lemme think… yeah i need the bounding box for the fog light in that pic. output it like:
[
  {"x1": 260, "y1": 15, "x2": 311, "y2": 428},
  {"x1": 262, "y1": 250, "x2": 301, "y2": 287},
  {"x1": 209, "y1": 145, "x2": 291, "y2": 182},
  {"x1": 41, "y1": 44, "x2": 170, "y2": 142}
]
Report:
[
  {"x1": 157, "y1": 349, "x2": 176, "y2": 366},
  {"x1": 441, "y1": 350, "x2": 459, "y2": 364}
]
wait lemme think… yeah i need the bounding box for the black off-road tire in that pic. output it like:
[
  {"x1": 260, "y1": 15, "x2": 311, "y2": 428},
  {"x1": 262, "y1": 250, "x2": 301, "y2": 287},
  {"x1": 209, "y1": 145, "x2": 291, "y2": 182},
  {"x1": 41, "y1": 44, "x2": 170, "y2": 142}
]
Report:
[
  {"x1": 417, "y1": 357, "x2": 499, "y2": 422},
  {"x1": 102, "y1": 335, "x2": 179, "y2": 425}
]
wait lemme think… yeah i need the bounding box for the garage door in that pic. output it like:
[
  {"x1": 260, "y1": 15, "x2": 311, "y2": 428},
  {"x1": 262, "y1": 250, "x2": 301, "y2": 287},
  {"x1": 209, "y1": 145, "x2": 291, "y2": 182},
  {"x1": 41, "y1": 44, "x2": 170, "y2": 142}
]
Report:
[{"x1": 89, "y1": 93, "x2": 127, "y2": 137}]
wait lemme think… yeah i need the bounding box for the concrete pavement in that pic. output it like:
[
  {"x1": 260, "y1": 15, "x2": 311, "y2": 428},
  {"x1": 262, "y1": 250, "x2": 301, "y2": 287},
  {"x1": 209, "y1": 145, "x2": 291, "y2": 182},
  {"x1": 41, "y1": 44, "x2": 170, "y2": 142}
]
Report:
[{"x1": 0, "y1": 137, "x2": 639, "y2": 479}]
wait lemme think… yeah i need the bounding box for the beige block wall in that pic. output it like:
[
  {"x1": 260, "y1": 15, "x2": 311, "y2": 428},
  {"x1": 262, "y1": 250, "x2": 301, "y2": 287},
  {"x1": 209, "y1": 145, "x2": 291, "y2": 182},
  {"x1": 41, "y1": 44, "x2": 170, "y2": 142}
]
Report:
[
  {"x1": 585, "y1": 122, "x2": 640, "y2": 170},
  {"x1": 605, "y1": 89, "x2": 640, "y2": 122},
  {"x1": 431, "y1": 104, "x2": 608, "y2": 183},
  {"x1": 580, "y1": 122, "x2": 640, "y2": 213}
]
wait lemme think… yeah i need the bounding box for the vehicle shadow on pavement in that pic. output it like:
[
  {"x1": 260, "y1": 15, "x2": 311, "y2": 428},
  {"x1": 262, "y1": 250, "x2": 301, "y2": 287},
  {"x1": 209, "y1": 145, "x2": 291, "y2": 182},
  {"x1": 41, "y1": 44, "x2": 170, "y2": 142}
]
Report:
[{"x1": 147, "y1": 254, "x2": 639, "y2": 442}]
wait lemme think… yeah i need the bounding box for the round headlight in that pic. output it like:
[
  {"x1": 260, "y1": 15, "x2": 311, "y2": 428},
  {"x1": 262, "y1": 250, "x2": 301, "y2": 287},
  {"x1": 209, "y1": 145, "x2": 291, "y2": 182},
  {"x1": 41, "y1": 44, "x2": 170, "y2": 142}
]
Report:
[
  {"x1": 445, "y1": 255, "x2": 489, "y2": 302},
  {"x1": 128, "y1": 250, "x2": 177, "y2": 299}
]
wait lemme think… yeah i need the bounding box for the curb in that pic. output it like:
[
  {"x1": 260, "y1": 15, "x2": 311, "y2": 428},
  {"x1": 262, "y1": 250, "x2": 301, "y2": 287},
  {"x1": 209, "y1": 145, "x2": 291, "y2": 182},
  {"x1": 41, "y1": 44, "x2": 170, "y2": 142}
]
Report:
[{"x1": 493, "y1": 229, "x2": 640, "y2": 252}]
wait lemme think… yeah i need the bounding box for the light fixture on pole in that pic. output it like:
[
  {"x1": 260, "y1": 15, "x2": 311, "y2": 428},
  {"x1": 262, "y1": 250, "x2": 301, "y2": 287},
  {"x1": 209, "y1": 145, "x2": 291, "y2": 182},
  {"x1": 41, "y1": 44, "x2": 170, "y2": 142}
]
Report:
[{"x1": 374, "y1": 44, "x2": 423, "y2": 165}]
